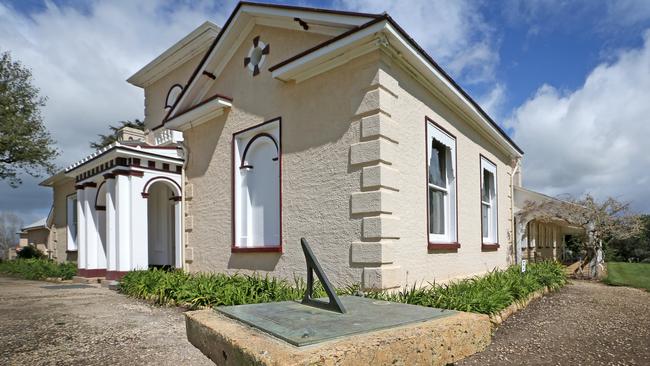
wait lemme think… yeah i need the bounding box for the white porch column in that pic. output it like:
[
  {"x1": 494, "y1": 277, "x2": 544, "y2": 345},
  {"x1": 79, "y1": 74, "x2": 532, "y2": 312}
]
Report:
[
  {"x1": 131, "y1": 176, "x2": 148, "y2": 270},
  {"x1": 76, "y1": 187, "x2": 86, "y2": 270},
  {"x1": 105, "y1": 175, "x2": 117, "y2": 274},
  {"x1": 173, "y1": 199, "x2": 183, "y2": 268},
  {"x1": 115, "y1": 174, "x2": 131, "y2": 272},
  {"x1": 84, "y1": 184, "x2": 99, "y2": 271}
]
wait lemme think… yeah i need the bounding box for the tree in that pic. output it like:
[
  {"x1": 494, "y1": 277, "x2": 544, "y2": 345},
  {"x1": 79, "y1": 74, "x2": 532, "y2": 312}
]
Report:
[
  {"x1": 16, "y1": 244, "x2": 46, "y2": 259},
  {"x1": 0, "y1": 212, "x2": 22, "y2": 259},
  {"x1": 518, "y1": 194, "x2": 642, "y2": 276},
  {"x1": 607, "y1": 215, "x2": 650, "y2": 262},
  {"x1": 89, "y1": 119, "x2": 145, "y2": 149},
  {"x1": 0, "y1": 51, "x2": 58, "y2": 187}
]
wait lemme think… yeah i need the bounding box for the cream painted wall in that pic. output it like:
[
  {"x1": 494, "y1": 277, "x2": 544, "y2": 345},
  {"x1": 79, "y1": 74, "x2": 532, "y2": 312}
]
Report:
[
  {"x1": 183, "y1": 25, "x2": 373, "y2": 286},
  {"x1": 144, "y1": 52, "x2": 206, "y2": 132},
  {"x1": 182, "y1": 24, "x2": 518, "y2": 287},
  {"x1": 49, "y1": 178, "x2": 77, "y2": 263},
  {"x1": 378, "y1": 56, "x2": 516, "y2": 285}
]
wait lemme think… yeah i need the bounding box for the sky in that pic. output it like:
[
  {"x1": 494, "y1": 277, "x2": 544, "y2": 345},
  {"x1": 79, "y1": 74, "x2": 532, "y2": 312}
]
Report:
[{"x1": 1, "y1": 0, "x2": 650, "y2": 227}]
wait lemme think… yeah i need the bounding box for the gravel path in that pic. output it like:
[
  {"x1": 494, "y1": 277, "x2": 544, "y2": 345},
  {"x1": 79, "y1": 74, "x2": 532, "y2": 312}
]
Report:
[
  {"x1": 458, "y1": 280, "x2": 650, "y2": 365},
  {"x1": 2, "y1": 277, "x2": 648, "y2": 365},
  {"x1": 0, "y1": 276, "x2": 212, "y2": 366}
]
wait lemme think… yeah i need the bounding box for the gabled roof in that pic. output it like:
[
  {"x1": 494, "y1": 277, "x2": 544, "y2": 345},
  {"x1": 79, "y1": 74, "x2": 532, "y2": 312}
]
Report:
[
  {"x1": 22, "y1": 218, "x2": 47, "y2": 231},
  {"x1": 162, "y1": 1, "x2": 523, "y2": 157},
  {"x1": 127, "y1": 21, "x2": 221, "y2": 88},
  {"x1": 162, "y1": 1, "x2": 381, "y2": 127}
]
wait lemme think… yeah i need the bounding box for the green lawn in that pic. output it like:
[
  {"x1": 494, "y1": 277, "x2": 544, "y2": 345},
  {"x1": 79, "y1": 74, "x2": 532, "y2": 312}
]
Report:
[{"x1": 605, "y1": 262, "x2": 650, "y2": 291}]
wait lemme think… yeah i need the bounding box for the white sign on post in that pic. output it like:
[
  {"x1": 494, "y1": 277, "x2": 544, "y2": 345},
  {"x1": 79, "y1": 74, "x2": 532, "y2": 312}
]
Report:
[{"x1": 521, "y1": 259, "x2": 527, "y2": 273}]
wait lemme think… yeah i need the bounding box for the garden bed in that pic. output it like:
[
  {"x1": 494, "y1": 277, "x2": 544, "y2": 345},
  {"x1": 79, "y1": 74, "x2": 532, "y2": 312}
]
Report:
[{"x1": 119, "y1": 261, "x2": 567, "y2": 315}]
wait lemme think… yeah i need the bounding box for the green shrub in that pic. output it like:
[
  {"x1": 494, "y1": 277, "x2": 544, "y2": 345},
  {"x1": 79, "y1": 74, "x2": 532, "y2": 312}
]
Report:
[
  {"x1": 364, "y1": 260, "x2": 567, "y2": 314},
  {"x1": 16, "y1": 244, "x2": 47, "y2": 259},
  {"x1": 119, "y1": 269, "x2": 328, "y2": 309},
  {"x1": 119, "y1": 261, "x2": 567, "y2": 314},
  {"x1": 0, "y1": 259, "x2": 77, "y2": 280}
]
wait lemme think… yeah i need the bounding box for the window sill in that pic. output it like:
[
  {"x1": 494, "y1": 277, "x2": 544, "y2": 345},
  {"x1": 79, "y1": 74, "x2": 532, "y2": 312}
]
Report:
[
  {"x1": 231, "y1": 246, "x2": 282, "y2": 253},
  {"x1": 428, "y1": 242, "x2": 461, "y2": 251},
  {"x1": 481, "y1": 243, "x2": 500, "y2": 251},
  {"x1": 65, "y1": 250, "x2": 78, "y2": 253}
]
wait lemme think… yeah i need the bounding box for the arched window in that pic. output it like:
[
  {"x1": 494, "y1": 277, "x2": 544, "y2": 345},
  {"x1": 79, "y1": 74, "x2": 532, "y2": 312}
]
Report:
[
  {"x1": 233, "y1": 119, "x2": 281, "y2": 250},
  {"x1": 165, "y1": 84, "x2": 183, "y2": 109}
]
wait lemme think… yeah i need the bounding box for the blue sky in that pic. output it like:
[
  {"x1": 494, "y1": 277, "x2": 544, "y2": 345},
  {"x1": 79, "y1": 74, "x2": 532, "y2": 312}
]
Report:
[{"x1": 2, "y1": 0, "x2": 650, "y2": 227}]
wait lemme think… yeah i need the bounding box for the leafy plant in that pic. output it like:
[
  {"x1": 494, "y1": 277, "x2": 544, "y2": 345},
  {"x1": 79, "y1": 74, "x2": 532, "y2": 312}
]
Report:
[
  {"x1": 16, "y1": 244, "x2": 46, "y2": 259},
  {"x1": 0, "y1": 258, "x2": 77, "y2": 280},
  {"x1": 119, "y1": 261, "x2": 567, "y2": 314}
]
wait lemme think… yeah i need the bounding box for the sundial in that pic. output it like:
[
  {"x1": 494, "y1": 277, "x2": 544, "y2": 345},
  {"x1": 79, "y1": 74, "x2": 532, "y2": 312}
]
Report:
[{"x1": 216, "y1": 238, "x2": 455, "y2": 347}]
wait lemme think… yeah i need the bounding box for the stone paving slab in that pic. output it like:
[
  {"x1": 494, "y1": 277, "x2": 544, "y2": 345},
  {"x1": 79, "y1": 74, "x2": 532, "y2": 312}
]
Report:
[
  {"x1": 216, "y1": 296, "x2": 456, "y2": 346},
  {"x1": 186, "y1": 306, "x2": 491, "y2": 366}
]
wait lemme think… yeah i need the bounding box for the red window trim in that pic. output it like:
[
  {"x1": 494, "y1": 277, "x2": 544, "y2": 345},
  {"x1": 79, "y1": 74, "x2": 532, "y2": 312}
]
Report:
[
  {"x1": 481, "y1": 243, "x2": 500, "y2": 251},
  {"x1": 425, "y1": 117, "x2": 460, "y2": 252},
  {"x1": 231, "y1": 117, "x2": 283, "y2": 253},
  {"x1": 428, "y1": 242, "x2": 461, "y2": 251}
]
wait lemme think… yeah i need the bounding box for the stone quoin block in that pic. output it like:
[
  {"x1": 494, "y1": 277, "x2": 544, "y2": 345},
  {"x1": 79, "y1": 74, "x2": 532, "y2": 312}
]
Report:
[
  {"x1": 185, "y1": 247, "x2": 194, "y2": 263},
  {"x1": 185, "y1": 215, "x2": 194, "y2": 232},
  {"x1": 354, "y1": 87, "x2": 397, "y2": 117},
  {"x1": 184, "y1": 183, "x2": 194, "y2": 199},
  {"x1": 371, "y1": 67, "x2": 400, "y2": 97},
  {"x1": 362, "y1": 164, "x2": 400, "y2": 191},
  {"x1": 350, "y1": 139, "x2": 396, "y2": 166},
  {"x1": 351, "y1": 241, "x2": 395, "y2": 264},
  {"x1": 362, "y1": 215, "x2": 400, "y2": 239},
  {"x1": 361, "y1": 113, "x2": 400, "y2": 143},
  {"x1": 362, "y1": 264, "x2": 402, "y2": 290},
  {"x1": 350, "y1": 190, "x2": 397, "y2": 215}
]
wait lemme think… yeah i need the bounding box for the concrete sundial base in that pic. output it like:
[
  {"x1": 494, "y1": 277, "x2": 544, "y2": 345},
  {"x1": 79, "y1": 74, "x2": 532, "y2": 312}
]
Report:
[
  {"x1": 185, "y1": 299, "x2": 492, "y2": 366},
  {"x1": 216, "y1": 295, "x2": 454, "y2": 347}
]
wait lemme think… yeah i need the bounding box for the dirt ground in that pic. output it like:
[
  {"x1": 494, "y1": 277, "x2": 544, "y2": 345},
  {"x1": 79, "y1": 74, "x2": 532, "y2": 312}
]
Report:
[
  {"x1": 0, "y1": 276, "x2": 212, "y2": 366},
  {"x1": 458, "y1": 280, "x2": 650, "y2": 365},
  {"x1": 2, "y1": 277, "x2": 649, "y2": 365}
]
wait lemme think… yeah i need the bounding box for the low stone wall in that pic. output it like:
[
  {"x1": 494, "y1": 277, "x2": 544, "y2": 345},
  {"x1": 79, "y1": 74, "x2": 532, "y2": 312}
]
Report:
[
  {"x1": 489, "y1": 287, "x2": 551, "y2": 327},
  {"x1": 186, "y1": 309, "x2": 492, "y2": 366}
]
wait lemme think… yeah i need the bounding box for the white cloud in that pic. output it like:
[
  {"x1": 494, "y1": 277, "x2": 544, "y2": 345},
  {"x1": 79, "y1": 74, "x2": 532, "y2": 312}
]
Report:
[
  {"x1": 0, "y1": 0, "x2": 234, "y2": 165},
  {"x1": 0, "y1": 0, "x2": 513, "y2": 224},
  {"x1": 336, "y1": 0, "x2": 499, "y2": 84},
  {"x1": 606, "y1": 0, "x2": 650, "y2": 27},
  {"x1": 0, "y1": 0, "x2": 235, "y2": 222},
  {"x1": 508, "y1": 30, "x2": 650, "y2": 211},
  {"x1": 477, "y1": 83, "x2": 507, "y2": 122}
]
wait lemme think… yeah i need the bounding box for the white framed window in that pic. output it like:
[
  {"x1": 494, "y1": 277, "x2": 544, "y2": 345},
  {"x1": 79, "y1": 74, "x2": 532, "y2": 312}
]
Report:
[
  {"x1": 426, "y1": 121, "x2": 457, "y2": 244},
  {"x1": 480, "y1": 156, "x2": 498, "y2": 244},
  {"x1": 66, "y1": 194, "x2": 78, "y2": 251},
  {"x1": 233, "y1": 119, "x2": 281, "y2": 250}
]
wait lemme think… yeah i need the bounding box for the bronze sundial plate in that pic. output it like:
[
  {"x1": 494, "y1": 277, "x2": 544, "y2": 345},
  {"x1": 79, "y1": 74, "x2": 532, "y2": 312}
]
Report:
[{"x1": 215, "y1": 295, "x2": 455, "y2": 347}]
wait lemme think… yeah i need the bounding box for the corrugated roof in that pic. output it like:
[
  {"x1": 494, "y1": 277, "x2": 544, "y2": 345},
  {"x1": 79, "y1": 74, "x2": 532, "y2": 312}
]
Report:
[{"x1": 22, "y1": 218, "x2": 47, "y2": 231}]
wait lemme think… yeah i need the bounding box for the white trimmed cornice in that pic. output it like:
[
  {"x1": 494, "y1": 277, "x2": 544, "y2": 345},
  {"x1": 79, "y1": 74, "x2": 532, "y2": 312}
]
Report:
[
  {"x1": 127, "y1": 21, "x2": 221, "y2": 88},
  {"x1": 271, "y1": 20, "x2": 523, "y2": 159},
  {"x1": 164, "y1": 96, "x2": 232, "y2": 132}
]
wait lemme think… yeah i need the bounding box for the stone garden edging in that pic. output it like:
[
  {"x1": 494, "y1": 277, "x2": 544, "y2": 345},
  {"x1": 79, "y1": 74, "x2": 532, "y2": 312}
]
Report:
[{"x1": 489, "y1": 287, "x2": 551, "y2": 327}]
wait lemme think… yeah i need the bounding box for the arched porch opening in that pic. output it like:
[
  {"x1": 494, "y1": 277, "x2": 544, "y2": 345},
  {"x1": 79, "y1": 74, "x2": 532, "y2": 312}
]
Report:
[
  {"x1": 144, "y1": 178, "x2": 182, "y2": 268},
  {"x1": 94, "y1": 182, "x2": 108, "y2": 270}
]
